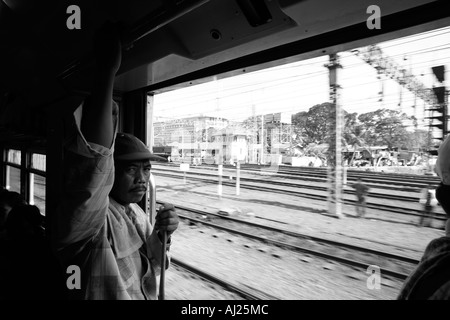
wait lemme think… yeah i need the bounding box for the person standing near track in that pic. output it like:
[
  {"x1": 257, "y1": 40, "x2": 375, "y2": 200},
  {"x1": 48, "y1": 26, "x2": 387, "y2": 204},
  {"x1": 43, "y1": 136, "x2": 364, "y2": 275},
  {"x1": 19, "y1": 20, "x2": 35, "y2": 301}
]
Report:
[
  {"x1": 53, "y1": 23, "x2": 179, "y2": 300},
  {"x1": 350, "y1": 178, "x2": 370, "y2": 218},
  {"x1": 418, "y1": 184, "x2": 437, "y2": 227},
  {"x1": 397, "y1": 135, "x2": 450, "y2": 299}
]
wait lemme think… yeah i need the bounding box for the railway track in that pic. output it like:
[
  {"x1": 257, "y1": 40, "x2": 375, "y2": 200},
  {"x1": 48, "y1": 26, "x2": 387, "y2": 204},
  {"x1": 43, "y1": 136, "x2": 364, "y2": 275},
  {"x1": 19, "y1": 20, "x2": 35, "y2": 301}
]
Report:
[
  {"x1": 238, "y1": 164, "x2": 439, "y2": 186},
  {"x1": 161, "y1": 201, "x2": 420, "y2": 281},
  {"x1": 170, "y1": 258, "x2": 280, "y2": 300},
  {"x1": 152, "y1": 169, "x2": 446, "y2": 225},
  {"x1": 158, "y1": 162, "x2": 441, "y2": 190},
  {"x1": 153, "y1": 165, "x2": 423, "y2": 201}
]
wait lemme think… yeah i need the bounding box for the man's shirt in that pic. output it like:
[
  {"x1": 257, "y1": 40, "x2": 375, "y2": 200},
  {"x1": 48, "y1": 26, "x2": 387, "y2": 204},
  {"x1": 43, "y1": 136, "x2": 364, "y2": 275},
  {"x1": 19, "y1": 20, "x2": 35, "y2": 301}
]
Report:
[{"x1": 398, "y1": 236, "x2": 450, "y2": 299}]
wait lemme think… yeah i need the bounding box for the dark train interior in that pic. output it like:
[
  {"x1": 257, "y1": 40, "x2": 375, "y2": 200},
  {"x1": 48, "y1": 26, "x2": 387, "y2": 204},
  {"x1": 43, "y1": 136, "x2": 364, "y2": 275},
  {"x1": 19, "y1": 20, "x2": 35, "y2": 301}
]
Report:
[{"x1": 0, "y1": 0, "x2": 449, "y2": 301}]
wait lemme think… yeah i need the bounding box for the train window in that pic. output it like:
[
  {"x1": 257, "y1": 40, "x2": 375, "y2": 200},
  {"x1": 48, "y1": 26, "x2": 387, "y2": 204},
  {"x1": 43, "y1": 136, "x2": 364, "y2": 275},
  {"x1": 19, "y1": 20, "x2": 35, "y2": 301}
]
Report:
[
  {"x1": 2, "y1": 149, "x2": 46, "y2": 212},
  {"x1": 5, "y1": 165, "x2": 20, "y2": 193},
  {"x1": 147, "y1": 25, "x2": 449, "y2": 300},
  {"x1": 30, "y1": 153, "x2": 46, "y2": 214},
  {"x1": 29, "y1": 173, "x2": 46, "y2": 214},
  {"x1": 31, "y1": 153, "x2": 46, "y2": 172},
  {"x1": 151, "y1": 26, "x2": 450, "y2": 168},
  {"x1": 7, "y1": 149, "x2": 21, "y2": 165},
  {"x1": 5, "y1": 149, "x2": 21, "y2": 192},
  {"x1": 151, "y1": 55, "x2": 330, "y2": 167}
]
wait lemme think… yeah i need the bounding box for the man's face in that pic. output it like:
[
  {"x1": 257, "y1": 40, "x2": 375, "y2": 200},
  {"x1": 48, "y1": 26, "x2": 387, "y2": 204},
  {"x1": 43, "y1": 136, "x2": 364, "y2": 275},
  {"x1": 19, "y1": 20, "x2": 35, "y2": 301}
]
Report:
[{"x1": 110, "y1": 160, "x2": 152, "y2": 205}]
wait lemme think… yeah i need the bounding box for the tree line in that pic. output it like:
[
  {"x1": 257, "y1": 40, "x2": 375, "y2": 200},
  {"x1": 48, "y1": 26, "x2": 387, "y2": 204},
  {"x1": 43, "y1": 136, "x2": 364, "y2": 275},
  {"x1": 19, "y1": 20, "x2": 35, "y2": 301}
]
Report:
[{"x1": 290, "y1": 102, "x2": 432, "y2": 152}]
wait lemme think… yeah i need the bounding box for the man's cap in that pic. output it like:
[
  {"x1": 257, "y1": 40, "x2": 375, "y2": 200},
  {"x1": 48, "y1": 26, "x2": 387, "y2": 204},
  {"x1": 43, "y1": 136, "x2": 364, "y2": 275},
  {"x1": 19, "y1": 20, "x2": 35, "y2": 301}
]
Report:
[
  {"x1": 436, "y1": 135, "x2": 450, "y2": 185},
  {"x1": 114, "y1": 133, "x2": 165, "y2": 161}
]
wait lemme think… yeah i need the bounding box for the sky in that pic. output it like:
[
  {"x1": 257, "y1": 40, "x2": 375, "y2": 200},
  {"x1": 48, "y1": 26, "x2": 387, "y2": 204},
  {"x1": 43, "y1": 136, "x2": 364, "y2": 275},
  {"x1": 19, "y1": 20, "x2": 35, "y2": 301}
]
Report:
[{"x1": 153, "y1": 26, "x2": 450, "y2": 133}]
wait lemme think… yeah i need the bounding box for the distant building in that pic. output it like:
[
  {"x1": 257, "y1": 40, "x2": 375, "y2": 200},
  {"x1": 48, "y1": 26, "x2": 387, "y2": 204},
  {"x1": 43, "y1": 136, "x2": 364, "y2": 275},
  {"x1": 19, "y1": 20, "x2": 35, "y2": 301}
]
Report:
[
  {"x1": 153, "y1": 116, "x2": 226, "y2": 161},
  {"x1": 210, "y1": 127, "x2": 250, "y2": 164},
  {"x1": 152, "y1": 112, "x2": 292, "y2": 164}
]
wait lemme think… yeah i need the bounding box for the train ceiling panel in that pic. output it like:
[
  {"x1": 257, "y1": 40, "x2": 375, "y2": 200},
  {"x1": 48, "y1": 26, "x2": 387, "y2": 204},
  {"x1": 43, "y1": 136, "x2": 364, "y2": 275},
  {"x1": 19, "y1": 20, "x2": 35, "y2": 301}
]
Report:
[
  {"x1": 116, "y1": 0, "x2": 443, "y2": 91},
  {"x1": 116, "y1": 0, "x2": 299, "y2": 91},
  {"x1": 167, "y1": 0, "x2": 296, "y2": 59}
]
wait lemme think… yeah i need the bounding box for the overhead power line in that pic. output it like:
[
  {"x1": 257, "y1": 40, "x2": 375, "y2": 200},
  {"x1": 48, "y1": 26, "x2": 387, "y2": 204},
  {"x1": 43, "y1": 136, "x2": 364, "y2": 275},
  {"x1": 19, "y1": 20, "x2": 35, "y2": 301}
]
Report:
[{"x1": 351, "y1": 45, "x2": 437, "y2": 107}]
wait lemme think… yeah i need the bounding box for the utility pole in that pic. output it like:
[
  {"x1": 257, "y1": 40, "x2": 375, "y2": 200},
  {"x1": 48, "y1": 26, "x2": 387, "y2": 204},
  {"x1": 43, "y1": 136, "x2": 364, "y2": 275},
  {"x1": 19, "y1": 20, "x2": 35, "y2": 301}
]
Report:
[
  {"x1": 236, "y1": 161, "x2": 240, "y2": 195},
  {"x1": 426, "y1": 65, "x2": 447, "y2": 147},
  {"x1": 252, "y1": 104, "x2": 256, "y2": 163},
  {"x1": 218, "y1": 145, "x2": 223, "y2": 199},
  {"x1": 260, "y1": 114, "x2": 264, "y2": 164},
  {"x1": 147, "y1": 94, "x2": 155, "y2": 152},
  {"x1": 375, "y1": 66, "x2": 384, "y2": 108},
  {"x1": 325, "y1": 53, "x2": 343, "y2": 218}
]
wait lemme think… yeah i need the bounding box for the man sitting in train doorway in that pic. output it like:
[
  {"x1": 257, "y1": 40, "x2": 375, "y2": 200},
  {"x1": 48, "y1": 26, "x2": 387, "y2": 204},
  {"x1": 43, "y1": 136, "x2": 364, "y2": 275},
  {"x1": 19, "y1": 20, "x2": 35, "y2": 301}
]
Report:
[
  {"x1": 53, "y1": 23, "x2": 179, "y2": 300},
  {"x1": 350, "y1": 178, "x2": 370, "y2": 218}
]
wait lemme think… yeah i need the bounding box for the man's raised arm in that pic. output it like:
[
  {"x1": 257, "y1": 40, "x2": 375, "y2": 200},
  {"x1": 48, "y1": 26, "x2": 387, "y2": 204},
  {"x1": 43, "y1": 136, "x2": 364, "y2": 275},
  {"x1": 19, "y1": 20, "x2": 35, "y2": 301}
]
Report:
[{"x1": 80, "y1": 23, "x2": 122, "y2": 148}]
